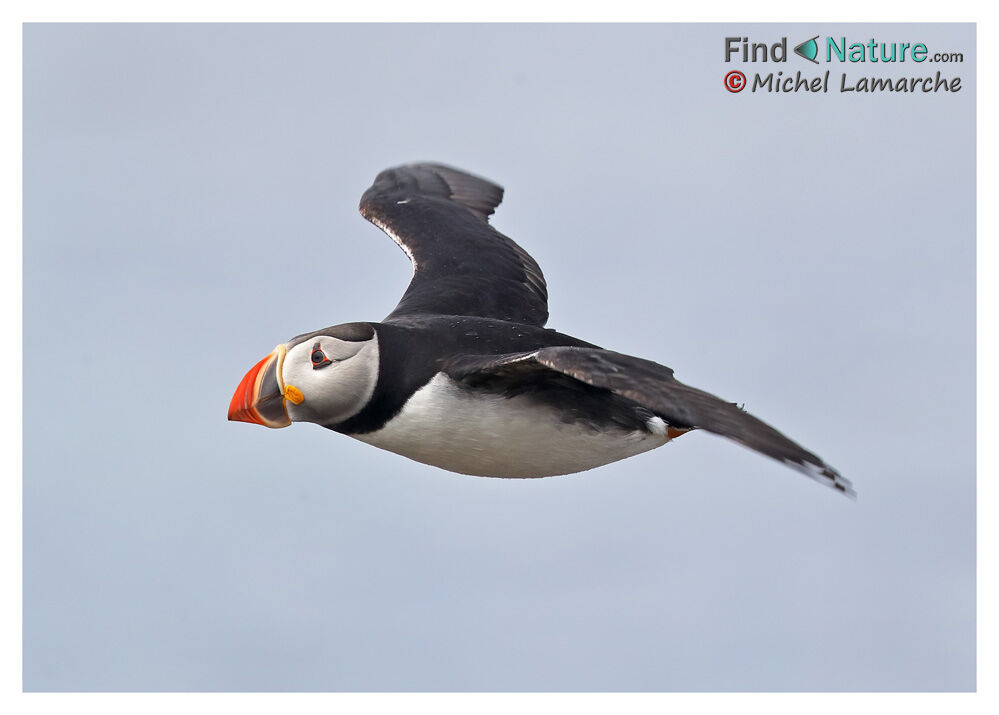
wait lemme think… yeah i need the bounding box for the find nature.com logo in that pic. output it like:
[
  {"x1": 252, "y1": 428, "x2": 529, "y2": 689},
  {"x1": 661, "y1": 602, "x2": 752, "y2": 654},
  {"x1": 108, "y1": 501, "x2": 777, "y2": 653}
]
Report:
[{"x1": 723, "y1": 34, "x2": 965, "y2": 94}]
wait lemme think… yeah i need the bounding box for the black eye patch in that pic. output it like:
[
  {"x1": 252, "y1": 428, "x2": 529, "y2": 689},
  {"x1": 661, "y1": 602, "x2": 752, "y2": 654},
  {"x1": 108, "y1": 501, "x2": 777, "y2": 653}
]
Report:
[{"x1": 311, "y1": 342, "x2": 333, "y2": 369}]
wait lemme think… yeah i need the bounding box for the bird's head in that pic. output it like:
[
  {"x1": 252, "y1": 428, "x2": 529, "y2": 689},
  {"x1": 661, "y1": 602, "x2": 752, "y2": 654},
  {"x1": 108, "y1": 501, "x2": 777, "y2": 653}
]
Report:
[{"x1": 228, "y1": 322, "x2": 379, "y2": 429}]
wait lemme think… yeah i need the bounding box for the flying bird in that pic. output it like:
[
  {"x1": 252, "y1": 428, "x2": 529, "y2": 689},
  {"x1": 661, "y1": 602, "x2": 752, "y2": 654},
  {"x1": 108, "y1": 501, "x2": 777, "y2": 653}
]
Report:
[{"x1": 229, "y1": 163, "x2": 853, "y2": 497}]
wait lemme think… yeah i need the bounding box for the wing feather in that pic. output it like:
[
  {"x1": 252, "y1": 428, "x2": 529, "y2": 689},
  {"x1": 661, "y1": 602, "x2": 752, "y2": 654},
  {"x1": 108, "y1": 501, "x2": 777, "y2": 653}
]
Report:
[
  {"x1": 359, "y1": 163, "x2": 549, "y2": 326},
  {"x1": 446, "y1": 347, "x2": 855, "y2": 497}
]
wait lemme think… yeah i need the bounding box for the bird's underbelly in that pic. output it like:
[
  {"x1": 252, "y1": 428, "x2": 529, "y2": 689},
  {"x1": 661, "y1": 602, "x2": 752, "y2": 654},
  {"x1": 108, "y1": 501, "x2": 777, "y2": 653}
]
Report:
[{"x1": 352, "y1": 373, "x2": 669, "y2": 478}]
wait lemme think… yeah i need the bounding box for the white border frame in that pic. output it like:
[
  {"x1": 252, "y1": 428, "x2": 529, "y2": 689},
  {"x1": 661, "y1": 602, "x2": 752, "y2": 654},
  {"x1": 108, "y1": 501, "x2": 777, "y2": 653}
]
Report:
[{"x1": 5, "y1": 3, "x2": 992, "y2": 713}]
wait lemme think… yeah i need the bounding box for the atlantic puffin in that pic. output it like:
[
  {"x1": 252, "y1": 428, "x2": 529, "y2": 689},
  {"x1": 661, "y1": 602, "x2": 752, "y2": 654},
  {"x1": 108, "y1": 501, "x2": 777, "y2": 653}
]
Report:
[{"x1": 228, "y1": 163, "x2": 853, "y2": 497}]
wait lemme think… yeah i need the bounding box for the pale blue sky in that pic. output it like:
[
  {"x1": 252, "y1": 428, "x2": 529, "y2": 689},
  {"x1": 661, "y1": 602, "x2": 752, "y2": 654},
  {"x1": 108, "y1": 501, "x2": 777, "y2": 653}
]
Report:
[{"x1": 24, "y1": 23, "x2": 975, "y2": 691}]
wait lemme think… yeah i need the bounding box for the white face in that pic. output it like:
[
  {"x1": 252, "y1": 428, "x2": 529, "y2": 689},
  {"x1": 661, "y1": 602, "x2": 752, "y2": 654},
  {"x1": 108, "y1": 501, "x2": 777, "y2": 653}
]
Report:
[{"x1": 280, "y1": 332, "x2": 380, "y2": 427}]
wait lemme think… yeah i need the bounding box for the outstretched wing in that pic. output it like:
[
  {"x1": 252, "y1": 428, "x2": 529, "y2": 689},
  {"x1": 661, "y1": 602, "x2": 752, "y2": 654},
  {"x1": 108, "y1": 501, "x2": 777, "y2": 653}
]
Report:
[
  {"x1": 445, "y1": 347, "x2": 855, "y2": 497},
  {"x1": 359, "y1": 163, "x2": 549, "y2": 326}
]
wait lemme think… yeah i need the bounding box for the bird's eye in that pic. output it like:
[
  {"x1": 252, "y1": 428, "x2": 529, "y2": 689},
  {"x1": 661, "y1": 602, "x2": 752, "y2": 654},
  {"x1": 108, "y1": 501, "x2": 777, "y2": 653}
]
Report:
[{"x1": 311, "y1": 342, "x2": 333, "y2": 369}]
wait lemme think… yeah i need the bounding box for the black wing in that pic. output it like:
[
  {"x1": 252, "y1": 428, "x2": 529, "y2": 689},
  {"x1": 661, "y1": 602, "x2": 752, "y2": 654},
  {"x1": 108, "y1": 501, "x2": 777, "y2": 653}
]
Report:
[
  {"x1": 446, "y1": 347, "x2": 855, "y2": 497},
  {"x1": 359, "y1": 163, "x2": 549, "y2": 326}
]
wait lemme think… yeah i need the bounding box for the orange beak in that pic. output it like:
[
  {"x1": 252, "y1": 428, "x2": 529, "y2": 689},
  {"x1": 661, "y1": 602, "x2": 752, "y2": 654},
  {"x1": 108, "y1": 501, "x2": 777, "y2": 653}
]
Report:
[{"x1": 228, "y1": 346, "x2": 291, "y2": 428}]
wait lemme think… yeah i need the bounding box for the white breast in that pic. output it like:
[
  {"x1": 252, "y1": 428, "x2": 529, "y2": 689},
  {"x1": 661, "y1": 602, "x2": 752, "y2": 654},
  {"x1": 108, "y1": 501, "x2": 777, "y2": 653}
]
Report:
[{"x1": 352, "y1": 373, "x2": 670, "y2": 478}]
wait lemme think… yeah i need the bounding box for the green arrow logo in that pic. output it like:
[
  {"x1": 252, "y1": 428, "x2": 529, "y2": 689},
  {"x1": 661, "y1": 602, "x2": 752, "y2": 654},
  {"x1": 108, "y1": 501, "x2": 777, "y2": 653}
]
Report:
[{"x1": 794, "y1": 35, "x2": 820, "y2": 64}]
